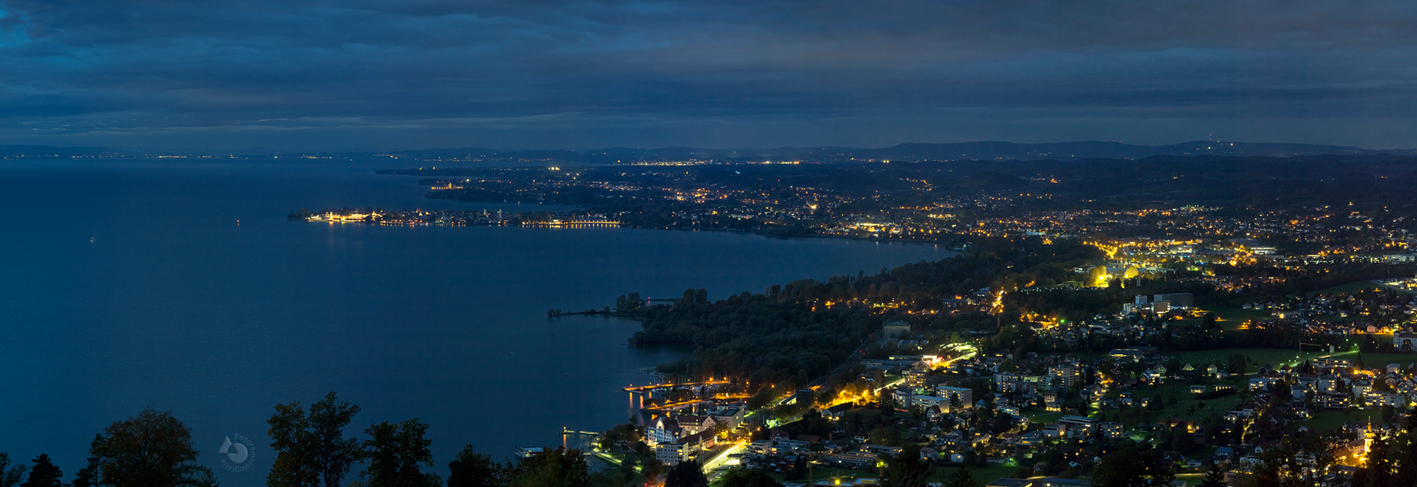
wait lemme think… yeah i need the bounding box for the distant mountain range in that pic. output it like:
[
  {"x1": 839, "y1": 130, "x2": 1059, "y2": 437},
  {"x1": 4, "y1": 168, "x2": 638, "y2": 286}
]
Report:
[{"x1": 3, "y1": 141, "x2": 1414, "y2": 163}]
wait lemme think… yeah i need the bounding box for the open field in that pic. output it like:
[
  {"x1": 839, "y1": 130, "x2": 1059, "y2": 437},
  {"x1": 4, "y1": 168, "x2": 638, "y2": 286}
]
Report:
[
  {"x1": 931, "y1": 464, "x2": 1018, "y2": 484},
  {"x1": 790, "y1": 466, "x2": 876, "y2": 486},
  {"x1": 1170, "y1": 348, "x2": 1340, "y2": 369},
  {"x1": 1306, "y1": 408, "x2": 1386, "y2": 432},
  {"x1": 1173, "y1": 472, "x2": 1208, "y2": 486},
  {"x1": 1024, "y1": 411, "x2": 1066, "y2": 424},
  {"x1": 1311, "y1": 281, "x2": 1387, "y2": 296},
  {"x1": 1181, "y1": 306, "x2": 1270, "y2": 331},
  {"x1": 1095, "y1": 380, "x2": 1246, "y2": 421},
  {"x1": 1359, "y1": 352, "x2": 1417, "y2": 369}
]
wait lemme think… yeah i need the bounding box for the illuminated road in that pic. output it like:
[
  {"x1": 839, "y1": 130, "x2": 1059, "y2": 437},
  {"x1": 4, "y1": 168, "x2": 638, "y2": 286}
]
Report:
[
  {"x1": 592, "y1": 451, "x2": 628, "y2": 469},
  {"x1": 816, "y1": 344, "x2": 976, "y2": 410},
  {"x1": 937, "y1": 343, "x2": 978, "y2": 367},
  {"x1": 703, "y1": 439, "x2": 749, "y2": 482}
]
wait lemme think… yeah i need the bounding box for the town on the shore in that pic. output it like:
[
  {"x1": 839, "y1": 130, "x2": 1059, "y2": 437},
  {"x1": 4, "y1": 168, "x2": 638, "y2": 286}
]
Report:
[
  {"x1": 590, "y1": 280, "x2": 1417, "y2": 487},
  {"x1": 278, "y1": 153, "x2": 1417, "y2": 487}
]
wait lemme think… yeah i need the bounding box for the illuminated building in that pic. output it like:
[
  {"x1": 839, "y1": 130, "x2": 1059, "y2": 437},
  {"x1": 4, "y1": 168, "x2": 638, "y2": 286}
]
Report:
[{"x1": 520, "y1": 219, "x2": 621, "y2": 228}]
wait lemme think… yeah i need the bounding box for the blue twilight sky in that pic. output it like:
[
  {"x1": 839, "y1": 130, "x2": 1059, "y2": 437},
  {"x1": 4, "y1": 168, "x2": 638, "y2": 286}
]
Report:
[{"x1": 1, "y1": 0, "x2": 1416, "y2": 151}]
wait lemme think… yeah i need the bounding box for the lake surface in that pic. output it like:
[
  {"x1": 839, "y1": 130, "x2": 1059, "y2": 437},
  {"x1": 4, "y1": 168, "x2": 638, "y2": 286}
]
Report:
[{"x1": 0, "y1": 159, "x2": 947, "y2": 485}]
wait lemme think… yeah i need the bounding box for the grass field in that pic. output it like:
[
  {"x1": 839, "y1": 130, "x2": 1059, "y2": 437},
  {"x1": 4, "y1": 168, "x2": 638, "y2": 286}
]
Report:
[
  {"x1": 1173, "y1": 472, "x2": 1208, "y2": 486},
  {"x1": 1181, "y1": 306, "x2": 1270, "y2": 331},
  {"x1": 1170, "y1": 348, "x2": 1340, "y2": 369},
  {"x1": 1025, "y1": 411, "x2": 1066, "y2": 424},
  {"x1": 932, "y1": 464, "x2": 1017, "y2": 484},
  {"x1": 1311, "y1": 281, "x2": 1387, "y2": 296},
  {"x1": 1095, "y1": 380, "x2": 1246, "y2": 421},
  {"x1": 1359, "y1": 352, "x2": 1417, "y2": 369},
  {"x1": 792, "y1": 466, "x2": 875, "y2": 485},
  {"x1": 1306, "y1": 408, "x2": 1386, "y2": 432}
]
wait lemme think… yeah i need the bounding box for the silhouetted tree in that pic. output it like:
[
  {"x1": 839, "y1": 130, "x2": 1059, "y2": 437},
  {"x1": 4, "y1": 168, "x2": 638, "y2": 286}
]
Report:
[
  {"x1": 267, "y1": 392, "x2": 362, "y2": 487},
  {"x1": 641, "y1": 459, "x2": 663, "y2": 487},
  {"x1": 504, "y1": 448, "x2": 588, "y2": 487},
  {"x1": 0, "y1": 453, "x2": 26, "y2": 487},
  {"x1": 945, "y1": 468, "x2": 978, "y2": 487},
  {"x1": 20, "y1": 454, "x2": 62, "y2": 487},
  {"x1": 89, "y1": 407, "x2": 217, "y2": 487},
  {"x1": 362, "y1": 419, "x2": 439, "y2": 487},
  {"x1": 1200, "y1": 465, "x2": 1225, "y2": 487},
  {"x1": 881, "y1": 448, "x2": 931, "y2": 487},
  {"x1": 663, "y1": 461, "x2": 707, "y2": 487},
  {"x1": 1092, "y1": 441, "x2": 1172, "y2": 487},
  {"x1": 719, "y1": 467, "x2": 782, "y2": 487},
  {"x1": 71, "y1": 435, "x2": 105, "y2": 487},
  {"x1": 446, "y1": 445, "x2": 504, "y2": 487}
]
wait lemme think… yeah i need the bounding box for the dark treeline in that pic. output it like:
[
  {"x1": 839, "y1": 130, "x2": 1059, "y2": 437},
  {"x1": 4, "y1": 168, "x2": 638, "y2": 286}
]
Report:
[
  {"x1": 1209, "y1": 262, "x2": 1417, "y2": 296},
  {"x1": 264, "y1": 391, "x2": 619, "y2": 487},
  {"x1": 0, "y1": 406, "x2": 218, "y2": 487},
  {"x1": 1007, "y1": 262, "x2": 1414, "y2": 326},
  {"x1": 981, "y1": 317, "x2": 1348, "y2": 361},
  {"x1": 1007, "y1": 279, "x2": 1221, "y2": 324},
  {"x1": 622, "y1": 232, "x2": 1407, "y2": 392},
  {"x1": 0, "y1": 392, "x2": 652, "y2": 487},
  {"x1": 622, "y1": 237, "x2": 1101, "y2": 389}
]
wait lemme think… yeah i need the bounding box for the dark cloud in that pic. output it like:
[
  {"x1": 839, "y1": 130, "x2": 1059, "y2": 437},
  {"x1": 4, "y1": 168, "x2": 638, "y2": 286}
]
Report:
[{"x1": 1, "y1": 0, "x2": 1416, "y2": 150}]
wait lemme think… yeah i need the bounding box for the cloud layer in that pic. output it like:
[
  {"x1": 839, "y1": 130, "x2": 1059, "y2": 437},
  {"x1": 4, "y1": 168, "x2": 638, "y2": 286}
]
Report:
[{"x1": 2, "y1": 0, "x2": 1416, "y2": 150}]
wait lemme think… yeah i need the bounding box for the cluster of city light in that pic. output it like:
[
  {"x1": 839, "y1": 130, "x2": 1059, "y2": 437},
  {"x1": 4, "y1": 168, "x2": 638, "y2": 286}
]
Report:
[{"x1": 309, "y1": 210, "x2": 382, "y2": 223}]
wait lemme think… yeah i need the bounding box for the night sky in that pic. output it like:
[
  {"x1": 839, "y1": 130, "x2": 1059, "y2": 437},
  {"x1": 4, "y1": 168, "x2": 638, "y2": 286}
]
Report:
[{"x1": 1, "y1": 1, "x2": 1414, "y2": 150}]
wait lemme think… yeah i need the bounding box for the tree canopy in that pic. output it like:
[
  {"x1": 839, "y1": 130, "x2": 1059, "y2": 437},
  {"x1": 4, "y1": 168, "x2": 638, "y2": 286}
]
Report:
[
  {"x1": 20, "y1": 454, "x2": 62, "y2": 487},
  {"x1": 446, "y1": 445, "x2": 503, "y2": 487},
  {"x1": 663, "y1": 460, "x2": 708, "y2": 487},
  {"x1": 362, "y1": 419, "x2": 439, "y2": 487},
  {"x1": 267, "y1": 391, "x2": 362, "y2": 487},
  {"x1": 719, "y1": 467, "x2": 783, "y2": 487},
  {"x1": 0, "y1": 453, "x2": 27, "y2": 487},
  {"x1": 88, "y1": 407, "x2": 217, "y2": 487}
]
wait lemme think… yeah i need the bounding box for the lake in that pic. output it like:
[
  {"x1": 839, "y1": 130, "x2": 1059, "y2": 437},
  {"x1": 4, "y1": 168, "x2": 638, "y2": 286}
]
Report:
[{"x1": 0, "y1": 159, "x2": 948, "y2": 485}]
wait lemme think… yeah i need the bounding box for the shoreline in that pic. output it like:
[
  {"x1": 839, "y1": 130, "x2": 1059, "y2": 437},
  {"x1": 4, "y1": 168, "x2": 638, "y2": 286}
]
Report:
[{"x1": 287, "y1": 205, "x2": 966, "y2": 250}]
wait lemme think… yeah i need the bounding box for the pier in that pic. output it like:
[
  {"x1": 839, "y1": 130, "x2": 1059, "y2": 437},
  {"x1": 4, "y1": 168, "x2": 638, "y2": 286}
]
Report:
[{"x1": 622, "y1": 379, "x2": 729, "y2": 392}]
